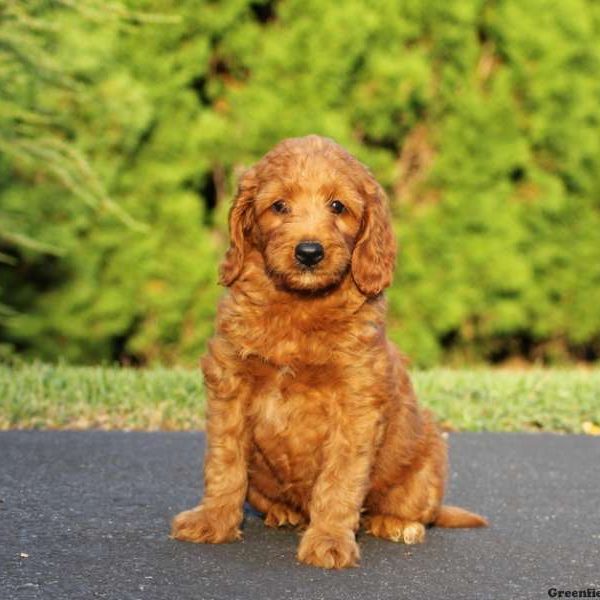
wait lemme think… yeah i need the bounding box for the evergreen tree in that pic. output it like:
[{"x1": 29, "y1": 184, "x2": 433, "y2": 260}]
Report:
[{"x1": 1, "y1": 0, "x2": 599, "y2": 365}]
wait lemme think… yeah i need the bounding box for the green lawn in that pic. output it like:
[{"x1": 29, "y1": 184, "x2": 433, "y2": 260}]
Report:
[{"x1": 0, "y1": 363, "x2": 598, "y2": 433}]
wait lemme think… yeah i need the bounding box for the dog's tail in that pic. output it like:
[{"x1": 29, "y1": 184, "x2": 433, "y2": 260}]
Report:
[{"x1": 433, "y1": 505, "x2": 488, "y2": 528}]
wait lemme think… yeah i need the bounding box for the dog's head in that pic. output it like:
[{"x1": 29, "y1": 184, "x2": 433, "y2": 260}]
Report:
[{"x1": 220, "y1": 135, "x2": 396, "y2": 297}]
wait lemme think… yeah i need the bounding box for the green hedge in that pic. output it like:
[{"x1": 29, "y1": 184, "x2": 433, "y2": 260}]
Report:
[{"x1": 1, "y1": 0, "x2": 599, "y2": 366}]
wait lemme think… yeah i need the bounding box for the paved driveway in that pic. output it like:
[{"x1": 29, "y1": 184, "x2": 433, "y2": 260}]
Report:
[{"x1": 1, "y1": 431, "x2": 598, "y2": 599}]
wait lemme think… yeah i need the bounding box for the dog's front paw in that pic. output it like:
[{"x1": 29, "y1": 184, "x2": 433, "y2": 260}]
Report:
[
  {"x1": 171, "y1": 505, "x2": 242, "y2": 544},
  {"x1": 297, "y1": 526, "x2": 359, "y2": 569}
]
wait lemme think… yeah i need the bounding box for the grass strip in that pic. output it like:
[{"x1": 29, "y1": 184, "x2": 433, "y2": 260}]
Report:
[{"x1": 1, "y1": 363, "x2": 598, "y2": 433}]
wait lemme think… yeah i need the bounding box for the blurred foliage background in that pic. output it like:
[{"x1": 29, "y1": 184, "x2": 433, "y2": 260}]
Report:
[{"x1": 1, "y1": 0, "x2": 599, "y2": 367}]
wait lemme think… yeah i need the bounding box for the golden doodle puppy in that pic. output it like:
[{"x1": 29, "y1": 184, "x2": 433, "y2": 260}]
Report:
[{"x1": 171, "y1": 135, "x2": 487, "y2": 569}]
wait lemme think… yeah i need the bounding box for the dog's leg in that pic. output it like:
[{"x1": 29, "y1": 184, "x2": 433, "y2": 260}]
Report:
[
  {"x1": 296, "y1": 411, "x2": 382, "y2": 569},
  {"x1": 246, "y1": 448, "x2": 307, "y2": 528},
  {"x1": 171, "y1": 346, "x2": 251, "y2": 544},
  {"x1": 363, "y1": 416, "x2": 447, "y2": 544},
  {"x1": 363, "y1": 459, "x2": 443, "y2": 544}
]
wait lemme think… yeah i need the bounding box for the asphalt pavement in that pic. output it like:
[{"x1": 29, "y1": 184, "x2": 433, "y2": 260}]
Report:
[{"x1": 1, "y1": 431, "x2": 598, "y2": 600}]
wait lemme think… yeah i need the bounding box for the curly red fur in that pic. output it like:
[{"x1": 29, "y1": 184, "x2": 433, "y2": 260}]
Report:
[{"x1": 171, "y1": 135, "x2": 487, "y2": 569}]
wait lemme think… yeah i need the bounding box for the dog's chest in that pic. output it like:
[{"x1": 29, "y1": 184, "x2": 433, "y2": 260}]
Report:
[{"x1": 247, "y1": 363, "x2": 340, "y2": 482}]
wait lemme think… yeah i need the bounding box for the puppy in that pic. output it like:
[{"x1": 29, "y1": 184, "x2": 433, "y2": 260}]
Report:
[{"x1": 171, "y1": 135, "x2": 487, "y2": 569}]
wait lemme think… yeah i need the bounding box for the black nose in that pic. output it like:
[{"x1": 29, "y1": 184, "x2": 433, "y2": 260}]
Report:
[{"x1": 295, "y1": 241, "x2": 324, "y2": 267}]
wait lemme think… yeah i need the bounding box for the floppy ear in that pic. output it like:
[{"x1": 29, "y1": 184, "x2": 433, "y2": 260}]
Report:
[
  {"x1": 219, "y1": 168, "x2": 257, "y2": 286},
  {"x1": 351, "y1": 179, "x2": 397, "y2": 296}
]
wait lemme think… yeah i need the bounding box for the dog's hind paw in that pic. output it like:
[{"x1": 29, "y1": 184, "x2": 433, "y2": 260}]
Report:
[
  {"x1": 363, "y1": 515, "x2": 426, "y2": 544},
  {"x1": 264, "y1": 503, "x2": 306, "y2": 528}
]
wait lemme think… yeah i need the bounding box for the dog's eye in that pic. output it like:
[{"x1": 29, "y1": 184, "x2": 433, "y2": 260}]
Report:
[
  {"x1": 330, "y1": 199, "x2": 346, "y2": 214},
  {"x1": 271, "y1": 200, "x2": 289, "y2": 214}
]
